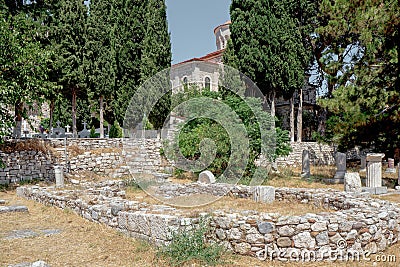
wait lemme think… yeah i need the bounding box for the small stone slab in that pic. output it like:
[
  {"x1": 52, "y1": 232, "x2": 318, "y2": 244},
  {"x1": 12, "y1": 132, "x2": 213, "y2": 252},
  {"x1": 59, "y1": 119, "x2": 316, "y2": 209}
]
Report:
[
  {"x1": 8, "y1": 260, "x2": 50, "y2": 267},
  {"x1": 253, "y1": 186, "x2": 275, "y2": 203},
  {"x1": 40, "y1": 229, "x2": 62, "y2": 236},
  {"x1": 361, "y1": 187, "x2": 388, "y2": 195},
  {"x1": 0, "y1": 205, "x2": 28, "y2": 214},
  {"x1": 198, "y1": 170, "x2": 215, "y2": 184},
  {"x1": 5, "y1": 229, "x2": 38, "y2": 240},
  {"x1": 3, "y1": 228, "x2": 62, "y2": 240},
  {"x1": 0, "y1": 199, "x2": 6, "y2": 205},
  {"x1": 344, "y1": 172, "x2": 362, "y2": 193}
]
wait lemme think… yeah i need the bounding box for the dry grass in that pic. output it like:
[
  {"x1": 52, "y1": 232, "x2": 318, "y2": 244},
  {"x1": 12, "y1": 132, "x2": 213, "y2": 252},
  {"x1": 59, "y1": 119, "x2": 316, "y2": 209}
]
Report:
[
  {"x1": 0, "y1": 191, "x2": 159, "y2": 267},
  {"x1": 1, "y1": 190, "x2": 399, "y2": 267},
  {"x1": 67, "y1": 145, "x2": 85, "y2": 158},
  {"x1": 125, "y1": 187, "x2": 333, "y2": 215},
  {"x1": 373, "y1": 194, "x2": 400, "y2": 203},
  {"x1": 90, "y1": 147, "x2": 122, "y2": 155},
  {"x1": 0, "y1": 139, "x2": 57, "y2": 155}
]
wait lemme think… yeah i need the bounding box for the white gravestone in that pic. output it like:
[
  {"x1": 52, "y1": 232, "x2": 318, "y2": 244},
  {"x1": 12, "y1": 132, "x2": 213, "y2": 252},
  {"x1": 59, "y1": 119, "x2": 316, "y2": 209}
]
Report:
[
  {"x1": 344, "y1": 172, "x2": 362, "y2": 193},
  {"x1": 253, "y1": 186, "x2": 275, "y2": 203},
  {"x1": 198, "y1": 170, "x2": 215, "y2": 184},
  {"x1": 301, "y1": 150, "x2": 310, "y2": 178}
]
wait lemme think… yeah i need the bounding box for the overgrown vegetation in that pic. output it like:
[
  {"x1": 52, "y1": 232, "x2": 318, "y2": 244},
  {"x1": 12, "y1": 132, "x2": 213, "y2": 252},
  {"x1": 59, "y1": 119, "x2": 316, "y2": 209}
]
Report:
[
  {"x1": 109, "y1": 121, "x2": 123, "y2": 138},
  {"x1": 0, "y1": 139, "x2": 56, "y2": 154},
  {"x1": 166, "y1": 86, "x2": 290, "y2": 184},
  {"x1": 157, "y1": 221, "x2": 226, "y2": 266}
]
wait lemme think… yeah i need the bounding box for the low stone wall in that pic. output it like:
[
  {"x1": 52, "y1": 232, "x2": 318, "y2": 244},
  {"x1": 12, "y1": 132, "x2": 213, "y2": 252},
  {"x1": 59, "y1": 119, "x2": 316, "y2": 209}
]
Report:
[
  {"x1": 0, "y1": 138, "x2": 172, "y2": 184},
  {"x1": 16, "y1": 181, "x2": 400, "y2": 261},
  {"x1": 276, "y1": 142, "x2": 336, "y2": 166},
  {"x1": 0, "y1": 150, "x2": 55, "y2": 184},
  {"x1": 48, "y1": 138, "x2": 123, "y2": 150}
]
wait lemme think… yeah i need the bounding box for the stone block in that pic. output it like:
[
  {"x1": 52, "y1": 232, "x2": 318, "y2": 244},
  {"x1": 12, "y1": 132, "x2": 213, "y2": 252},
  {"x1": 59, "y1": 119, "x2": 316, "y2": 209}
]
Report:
[
  {"x1": 361, "y1": 187, "x2": 388, "y2": 195},
  {"x1": 198, "y1": 170, "x2": 215, "y2": 184},
  {"x1": 252, "y1": 186, "x2": 275, "y2": 203},
  {"x1": 344, "y1": 172, "x2": 362, "y2": 193}
]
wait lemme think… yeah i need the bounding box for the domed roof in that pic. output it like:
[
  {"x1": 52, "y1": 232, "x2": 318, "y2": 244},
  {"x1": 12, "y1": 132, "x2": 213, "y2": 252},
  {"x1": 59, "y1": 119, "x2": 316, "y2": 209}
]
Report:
[{"x1": 213, "y1": 20, "x2": 231, "y2": 34}]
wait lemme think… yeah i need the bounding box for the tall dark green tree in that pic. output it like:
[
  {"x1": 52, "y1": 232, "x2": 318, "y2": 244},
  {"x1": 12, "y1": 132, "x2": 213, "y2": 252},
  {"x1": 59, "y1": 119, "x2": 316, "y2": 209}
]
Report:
[
  {"x1": 112, "y1": 0, "x2": 146, "y2": 125},
  {"x1": 85, "y1": 0, "x2": 117, "y2": 137},
  {"x1": 227, "y1": 0, "x2": 310, "y2": 122},
  {"x1": 140, "y1": 0, "x2": 172, "y2": 129},
  {"x1": 53, "y1": 0, "x2": 88, "y2": 136}
]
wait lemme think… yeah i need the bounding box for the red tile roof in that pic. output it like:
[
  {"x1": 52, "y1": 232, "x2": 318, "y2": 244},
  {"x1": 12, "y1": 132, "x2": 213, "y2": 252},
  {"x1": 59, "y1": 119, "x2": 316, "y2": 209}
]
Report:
[{"x1": 172, "y1": 49, "x2": 224, "y2": 67}]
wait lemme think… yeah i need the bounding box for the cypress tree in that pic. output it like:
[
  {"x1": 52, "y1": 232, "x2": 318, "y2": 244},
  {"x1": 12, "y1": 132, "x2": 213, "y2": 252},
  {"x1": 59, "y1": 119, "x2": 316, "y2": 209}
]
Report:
[
  {"x1": 85, "y1": 0, "x2": 116, "y2": 137},
  {"x1": 53, "y1": 0, "x2": 88, "y2": 137},
  {"x1": 140, "y1": 0, "x2": 172, "y2": 129}
]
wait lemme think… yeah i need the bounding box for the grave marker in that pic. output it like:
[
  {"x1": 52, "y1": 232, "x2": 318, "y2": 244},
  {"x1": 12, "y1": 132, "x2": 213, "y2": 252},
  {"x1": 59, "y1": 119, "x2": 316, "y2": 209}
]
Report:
[
  {"x1": 360, "y1": 155, "x2": 366, "y2": 171},
  {"x1": 385, "y1": 158, "x2": 396, "y2": 173},
  {"x1": 78, "y1": 122, "x2": 90, "y2": 138},
  {"x1": 334, "y1": 152, "x2": 346, "y2": 181},
  {"x1": 301, "y1": 150, "x2": 310, "y2": 178},
  {"x1": 50, "y1": 121, "x2": 65, "y2": 138}
]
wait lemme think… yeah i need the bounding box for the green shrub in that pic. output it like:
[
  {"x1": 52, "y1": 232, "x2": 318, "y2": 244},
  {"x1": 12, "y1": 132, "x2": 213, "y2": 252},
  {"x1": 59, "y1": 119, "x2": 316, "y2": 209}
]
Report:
[
  {"x1": 90, "y1": 126, "x2": 96, "y2": 138},
  {"x1": 109, "y1": 121, "x2": 123, "y2": 138},
  {"x1": 167, "y1": 88, "x2": 280, "y2": 184},
  {"x1": 158, "y1": 222, "x2": 225, "y2": 266}
]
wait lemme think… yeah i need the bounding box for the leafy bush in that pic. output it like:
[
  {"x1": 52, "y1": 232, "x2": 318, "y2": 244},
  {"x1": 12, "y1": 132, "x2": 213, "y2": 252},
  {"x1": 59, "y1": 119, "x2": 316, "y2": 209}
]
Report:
[
  {"x1": 158, "y1": 222, "x2": 225, "y2": 266},
  {"x1": 109, "y1": 121, "x2": 123, "y2": 138},
  {"x1": 166, "y1": 88, "x2": 286, "y2": 184},
  {"x1": 90, "y1": 126, "x2": 97, "y2": 138}
]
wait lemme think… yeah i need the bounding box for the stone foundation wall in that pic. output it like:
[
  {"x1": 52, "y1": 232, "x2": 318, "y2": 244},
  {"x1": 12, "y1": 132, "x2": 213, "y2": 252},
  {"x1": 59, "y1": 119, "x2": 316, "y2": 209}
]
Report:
[
  {"x1": 0, "y1": 138, "x2": 171, "y2": 184},
  {"x1": 16, "y1": 182, "x2": 400, "y2": 261},
  {"x1": 0, "y1": 151, "x2": 55, "y2": 184},
  {"x1": 276, "y1": 142, "x2": 336, "y2": 166},
  {"x1": 48, "y1": 138, "x2": 123, "y2": 150}
]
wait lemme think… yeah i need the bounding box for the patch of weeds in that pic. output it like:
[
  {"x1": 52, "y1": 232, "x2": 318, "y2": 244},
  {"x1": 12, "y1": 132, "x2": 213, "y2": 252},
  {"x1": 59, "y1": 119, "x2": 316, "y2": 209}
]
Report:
[
  {"x1": 0, "y1": 185, "x2": 9, "y2": 191},
  {"x1": 67, "y1": 145, "x2": 84, "y2": 158},
  {"x1": 18, "y1": 178, "x2": 40, "y2": 186},
  {"x1": 157, "y1": 221, "x2": 226, "y2": 266},
  {"x1": 134, "y1": 239, "x2": 152, "y2": 254},
  {"x1": 124, "y1": 178, "x2": 141, "y2": 189},
  {"x1": 63, "y1": 208, "x2": 73, "y2": 214}
]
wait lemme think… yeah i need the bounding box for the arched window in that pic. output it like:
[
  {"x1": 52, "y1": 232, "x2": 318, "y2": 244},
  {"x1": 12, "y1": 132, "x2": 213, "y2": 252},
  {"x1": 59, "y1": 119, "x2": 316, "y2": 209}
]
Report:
[
  {"x1": 183, "y1": 77, "x2": 188, "y2": 85},
  {"x1": 205, "y1": 77, "x2": 211, "y2": 90}
]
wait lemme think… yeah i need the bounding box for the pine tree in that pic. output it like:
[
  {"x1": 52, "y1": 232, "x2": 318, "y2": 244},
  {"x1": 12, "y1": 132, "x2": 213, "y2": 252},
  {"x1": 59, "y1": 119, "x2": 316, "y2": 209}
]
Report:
[{"x1": 317, "y1": 0, "x2": 399, "y2": 153}]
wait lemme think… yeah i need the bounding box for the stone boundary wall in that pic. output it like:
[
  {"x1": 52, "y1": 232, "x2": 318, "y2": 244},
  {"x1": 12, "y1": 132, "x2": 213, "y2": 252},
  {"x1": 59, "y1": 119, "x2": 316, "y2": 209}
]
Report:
[
  {"x1": 276, "y1": 142, "x2": 336, "y2": 166},
  {"x1": 17, "y1": 182, "x2": 400, "y2": 261},
  {"x1": 0, "y1": 151, "x2": 55, "y2": 184},
  {"x1": 276, "y1": 142, "x2": 377, "y2": 167},
  {"x1": 48, "y1": 138, "x2": 123, "y2": 150},
  {"x1": 0, "y1": 138, "x2": 172, "y2": 184}
]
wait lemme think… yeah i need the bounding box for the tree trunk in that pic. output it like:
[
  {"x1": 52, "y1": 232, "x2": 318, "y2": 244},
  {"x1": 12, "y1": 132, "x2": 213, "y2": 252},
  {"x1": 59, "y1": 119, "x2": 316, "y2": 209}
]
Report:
[
  {"x1": 297, "y1": 87, "x2": 303, "y2": 142},
  {"x1": 289, "y1": 95, "x2": 295, "y2": 142},
  {"x1": 270, "y1": 89, "x2": 276, "y2": 119},
  {"x1": 49, "y1": 99, "x2": 55, "y2": 131},
  {"x1": 99, "y1": 95, "x2": 104, "y2": 138},
  {"x1": 72, "y1": 89, "x2": 77, "y2": 137},
  {"x1": 13, "y1": 101, "x2": 23, "y2": 138}
]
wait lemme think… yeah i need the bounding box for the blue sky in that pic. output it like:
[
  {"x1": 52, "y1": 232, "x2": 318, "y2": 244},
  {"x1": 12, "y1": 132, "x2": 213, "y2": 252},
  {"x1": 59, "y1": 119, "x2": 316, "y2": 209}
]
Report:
[{"x1": 165, "y1": 0, "x2": 231, "y2": 64}]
